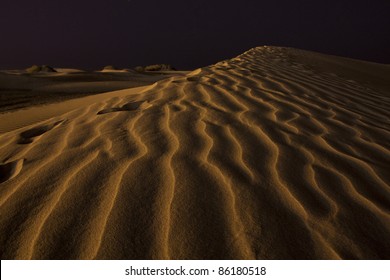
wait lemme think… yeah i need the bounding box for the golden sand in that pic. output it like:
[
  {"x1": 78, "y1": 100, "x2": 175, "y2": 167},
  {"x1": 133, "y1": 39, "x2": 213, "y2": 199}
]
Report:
[{"x1": 0, "y1": 47, "x2": 389, "y2": 259}]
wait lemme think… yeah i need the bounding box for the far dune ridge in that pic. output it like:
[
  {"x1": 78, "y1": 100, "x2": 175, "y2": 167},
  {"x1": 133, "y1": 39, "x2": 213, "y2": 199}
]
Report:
[{"x1": 0, "y1": 46, "x2": 389, "y2": 259}]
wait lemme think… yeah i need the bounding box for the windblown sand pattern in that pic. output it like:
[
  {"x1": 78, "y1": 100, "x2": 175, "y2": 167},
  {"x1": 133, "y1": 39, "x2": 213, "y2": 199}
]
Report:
[{"x1": 0, "y1": 47, "x2": 389, "y2": 259}]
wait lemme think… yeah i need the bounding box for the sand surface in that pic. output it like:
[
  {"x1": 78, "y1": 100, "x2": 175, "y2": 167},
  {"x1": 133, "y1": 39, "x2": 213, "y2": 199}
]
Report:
[
  {"x1": 0, "y1": 47, "x2": 389, "y2": 259},
  {"x1": 0, "y1": 69, "x2": 182, "y2": 113}
]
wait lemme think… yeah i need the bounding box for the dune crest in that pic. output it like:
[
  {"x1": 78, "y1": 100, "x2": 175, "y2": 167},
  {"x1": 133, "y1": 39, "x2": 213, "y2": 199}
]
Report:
[{"x1": 0, "y1": 46, "x2": 389, "y2": 259}]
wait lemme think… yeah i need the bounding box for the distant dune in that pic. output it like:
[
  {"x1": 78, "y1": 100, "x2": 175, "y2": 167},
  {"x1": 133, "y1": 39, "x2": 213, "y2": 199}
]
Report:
[
  {"x1": 0, "y1": 46, "x2": 389, "y2": 259},
  {"x1": 0, "y1": 68, "x2": 185, "y2": 113}
]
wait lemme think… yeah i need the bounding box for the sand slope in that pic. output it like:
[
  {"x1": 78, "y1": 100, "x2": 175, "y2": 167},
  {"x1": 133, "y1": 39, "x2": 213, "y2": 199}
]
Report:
[
  {"x1": 0, "y1": 46, "x2": 389, "y2": 259},
  {"x1": 0, "y1": 69, "x2": 182, "y2": 113}
]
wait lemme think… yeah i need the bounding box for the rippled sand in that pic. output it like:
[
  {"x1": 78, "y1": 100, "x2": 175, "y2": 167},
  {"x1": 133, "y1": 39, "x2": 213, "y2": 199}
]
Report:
[{"x1": 0, "y1": 47, "x2": 389, "y2": 259}]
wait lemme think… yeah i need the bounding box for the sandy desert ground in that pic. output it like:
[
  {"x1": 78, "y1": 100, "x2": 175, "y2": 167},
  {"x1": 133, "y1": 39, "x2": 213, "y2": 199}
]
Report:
[
  {"x1": 0, "y1": 46, "x2": 389, "y2": 259},
  {"x1": 0, "y1": 67, "x2": 182, "y2": 113}
]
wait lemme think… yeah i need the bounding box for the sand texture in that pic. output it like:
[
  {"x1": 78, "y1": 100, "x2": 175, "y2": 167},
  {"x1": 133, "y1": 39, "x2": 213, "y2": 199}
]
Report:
[
  {"x1": 0, "y1": 69, "x2": 182, "y2": 113},
  {"x1": 0, "y1": 47, "x2": 389, "y2": 259}
]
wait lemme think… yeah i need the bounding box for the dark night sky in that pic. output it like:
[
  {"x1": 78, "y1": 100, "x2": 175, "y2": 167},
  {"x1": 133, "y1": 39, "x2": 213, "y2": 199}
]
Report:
[{"x1": 1, "y1": 0, "x2": 389, "y2": 70}]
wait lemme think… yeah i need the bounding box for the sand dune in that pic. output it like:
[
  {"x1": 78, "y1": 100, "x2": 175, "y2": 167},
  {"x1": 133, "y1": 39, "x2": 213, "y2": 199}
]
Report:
[
  {"x1": 0, "y1": 69, "x2": 182, "y2": 113},
  {"x1": 0, "y1": 46, "x2": 389, "y2": 259},
  {"x1": 0, "y1": 86, "x2": 151, "y2": 133}
]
